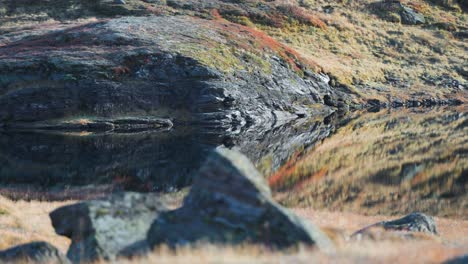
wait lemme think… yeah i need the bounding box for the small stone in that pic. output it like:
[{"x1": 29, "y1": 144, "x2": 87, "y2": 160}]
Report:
[
  {"x1": 352, "y1": 212, "x2": 438, "y2": 238},
  {"x1": 114, "y1": 0, "x2": 126, "y2": 5}
]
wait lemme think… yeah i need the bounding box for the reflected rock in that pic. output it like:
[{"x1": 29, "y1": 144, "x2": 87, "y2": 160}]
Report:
[
  {"x1": 0, "y1": 112, "x2": 337, "y2": 201},
  {"x1": 0, "y1": 130, "x2": 213, "y2": 198}
]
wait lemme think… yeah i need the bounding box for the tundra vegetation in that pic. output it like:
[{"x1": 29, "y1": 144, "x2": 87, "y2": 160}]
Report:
[{"x1": 0, "y1": 0, "x2": 466, "y2": 263}]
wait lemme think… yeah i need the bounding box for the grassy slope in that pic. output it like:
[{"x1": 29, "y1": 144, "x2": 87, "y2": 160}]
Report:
[{"x1": 258, "y1": 0, "x2": 467, "y2": 101}]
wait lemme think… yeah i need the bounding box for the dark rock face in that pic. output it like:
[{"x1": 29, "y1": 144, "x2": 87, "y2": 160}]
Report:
[
  {"x1": 0, "y1": 241, "x2": 70, "y2": 264},
  {"x1": 50, "y1": 192, "x2": 169, "y2": 263},
  {"x1": 0, "y1": 16, "x2": 338, "y2": 133},
  {"x1": 147, "y1": 147, "x2": 335, "y2": 251}
]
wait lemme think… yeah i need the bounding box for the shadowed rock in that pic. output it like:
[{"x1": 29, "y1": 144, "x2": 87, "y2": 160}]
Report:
[
  {"x1": 147, "y1": 147, "x2": 335, "y2": 251},
  {"x1": 50, "y1": 192, "x2": 169, "y2": 263},
  {"x1": 0, "y1": 242, "x2": 70, "y2": 264}
]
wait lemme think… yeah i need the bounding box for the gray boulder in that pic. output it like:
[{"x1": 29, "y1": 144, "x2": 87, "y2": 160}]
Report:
[
  {"x1": 0, "y1": 242, "x2": 70, "y2": 264},
  {"x1": 147, "y1": 147, "x2": 335, "y2": 251},
  {"x1": 50, "y1": 192, "x2": 169, "y2": 263},
  {"x1": 400, "y1": 5, "x2": 425, "y2": 25}
]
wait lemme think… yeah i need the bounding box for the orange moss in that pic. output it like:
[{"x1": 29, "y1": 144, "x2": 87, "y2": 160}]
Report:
[
  {"x1": 279, "y1": 4, "x2": 328, "y2": 30},
  {"x1": 210, "y1": 9, "x2": 223, "y2": 20},
  {"x1": 268, "y1": 151, "x2": 303, "y2": 188},
  {"x1": 293, "y1": 166, "x2": 329, "y2": 191}
]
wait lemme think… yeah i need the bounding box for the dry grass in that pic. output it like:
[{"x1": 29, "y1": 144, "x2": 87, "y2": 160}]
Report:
[
  {"x1": 104, "y1": 209, "x2": 468, "y2": 263},
  {"x1": 0, "y1": 195, "x2": 467, "y2": 263},
  {"x1": 0, "y1": 196, "x2": 72, "y2": 252},
  {"x1": 257, "y1": 0, "x2": 467, "y2": 101}
]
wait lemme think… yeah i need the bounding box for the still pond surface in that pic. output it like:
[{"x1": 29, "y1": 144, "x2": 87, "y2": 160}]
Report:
[{"x1": 0, "y1": 108, "x2": 466, "y2": 218}]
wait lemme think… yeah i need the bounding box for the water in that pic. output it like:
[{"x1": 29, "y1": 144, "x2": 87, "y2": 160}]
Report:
[{"x1": 0, "y1": 108, "x2": 466, "y2": 218}]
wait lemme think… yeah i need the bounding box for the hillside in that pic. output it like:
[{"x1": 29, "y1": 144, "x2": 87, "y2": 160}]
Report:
[{"x1": 0, "y1": 0, "x2": 467, "y2": 105}]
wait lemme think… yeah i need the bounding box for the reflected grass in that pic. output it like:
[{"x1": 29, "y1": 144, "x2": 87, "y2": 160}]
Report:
[{"x1": 271, "y1": 108, "x2": 467, "y2": 218}]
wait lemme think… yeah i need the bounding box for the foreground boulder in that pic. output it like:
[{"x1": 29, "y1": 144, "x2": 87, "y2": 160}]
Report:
[
  {"x1": 352, "y1": 212, "x2": 438, "y2": 240},
  {"x1": 50, "y1": 192, "x2": 169, "y2": 263},
  {"x1": 0, "y1": 242, "x2": 69, "y2": 264},
  {"x1": 0, "y1": 16, "x2": 339, "y2": 133},
  {"x1": 444, "y1": 255, "x2": 468, "y2": 264},
  {"x1": 147, "y1": 147, "x2": 335, "y2": 251}
]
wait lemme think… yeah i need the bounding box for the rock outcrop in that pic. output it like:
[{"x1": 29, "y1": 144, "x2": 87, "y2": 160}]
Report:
[
  {"x1": 0, "y1": 15, "x2": 338, "y2": 133},
  {"x1": 147, "y1": 147, "x2": 335, "y2": 251},
  {"x1": 50, "y1": 192, "x2": 169, "y2": 263},
  {"x1": 0, "y1": 241, "x2": 70, "y2": 264}
]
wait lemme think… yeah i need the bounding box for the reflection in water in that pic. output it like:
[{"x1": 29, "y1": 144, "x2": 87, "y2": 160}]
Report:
[
  {"x1": 0, "y1": 130, "x2": 214, "y2": 199},
  {"x1": 0, "y1": 117, "x2": 336, "y2": 201},
  {"x1": 271, "y1": 108, "x2": 467, "y2": 219},
  {"x1": 1, "y1": 108, "x2": 465, "y2": 219}
]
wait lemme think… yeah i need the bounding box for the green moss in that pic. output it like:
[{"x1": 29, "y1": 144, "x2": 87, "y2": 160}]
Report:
[
  {"x1": 225, "y1": 15, "x2": 255, "y2": 27},
  {"x1": 0, "y1": 207, "x2": 9, "y2": 216},
  {"x1": 257, "y1": 155, "x2": 273, "y2": 176},
  {"x1": 242, "y1": 52, "x2": 272, "y2": 74},
  {"x1": 94, "y1": 208, "x2": 110, "y2": 217},
  {"x1": 386, "y1": 13, "x2": 402, "y2": 23},
  {"x1": 175, "y1": 43, "x2": 244, "y2": 73}
]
